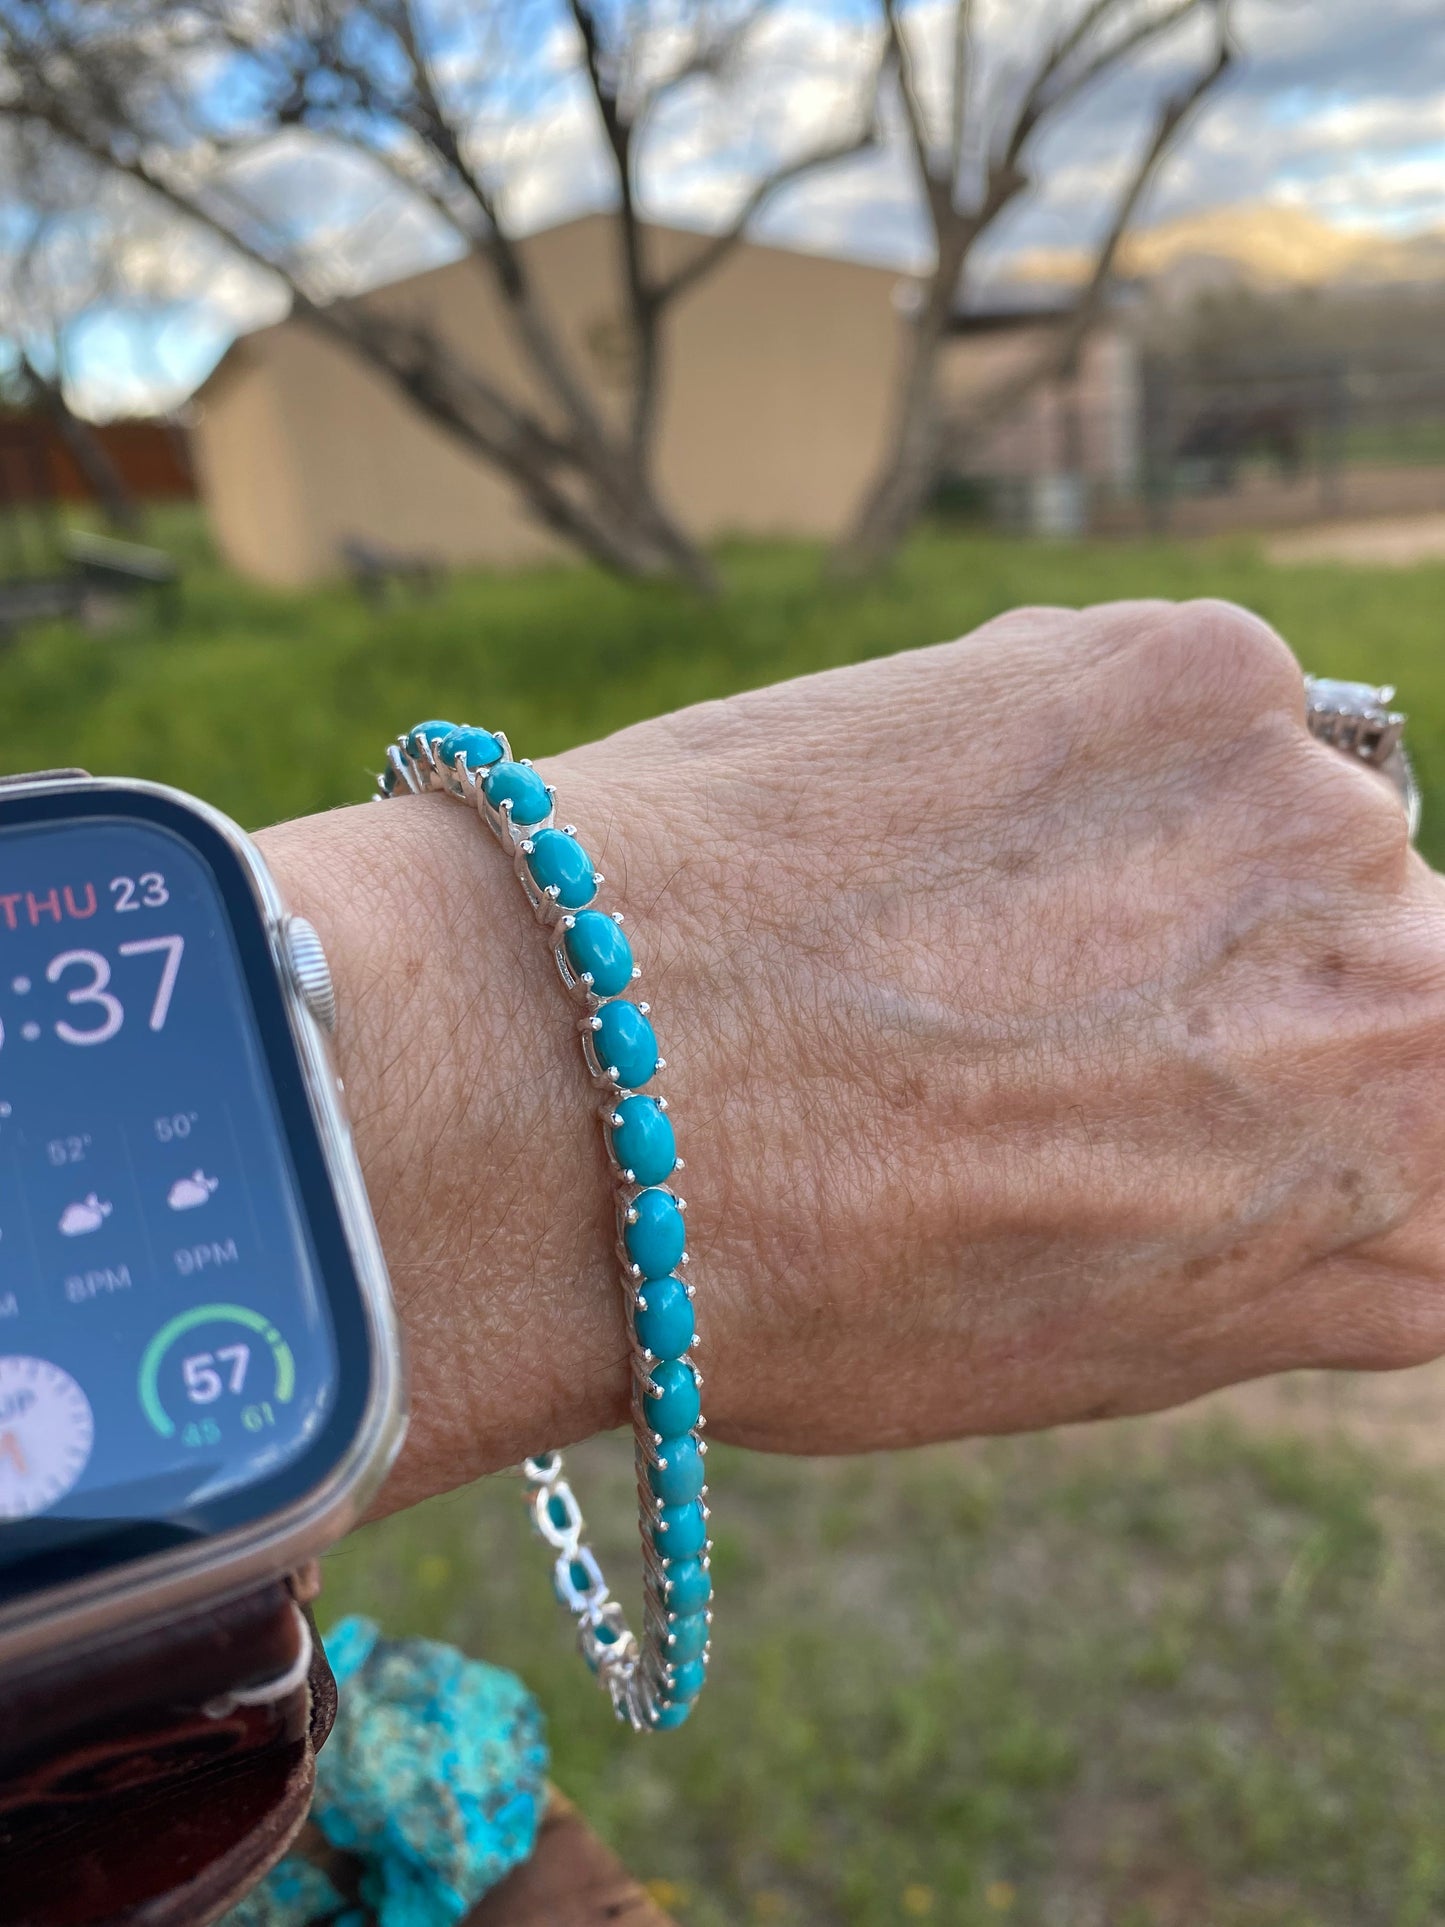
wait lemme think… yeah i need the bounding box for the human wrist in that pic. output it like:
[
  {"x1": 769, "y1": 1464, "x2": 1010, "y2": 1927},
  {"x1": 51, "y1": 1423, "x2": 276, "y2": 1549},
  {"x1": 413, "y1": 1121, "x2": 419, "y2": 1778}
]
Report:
[{"x1": 256, "y1": 774, "x2": 635, "y2": 1511}]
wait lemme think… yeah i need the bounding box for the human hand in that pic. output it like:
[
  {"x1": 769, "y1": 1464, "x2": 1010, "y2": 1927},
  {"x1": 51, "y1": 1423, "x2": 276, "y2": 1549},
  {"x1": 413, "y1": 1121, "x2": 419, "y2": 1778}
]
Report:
[{"x1": 260, "y1": 600, "x2": 1445, "y2": 1508}]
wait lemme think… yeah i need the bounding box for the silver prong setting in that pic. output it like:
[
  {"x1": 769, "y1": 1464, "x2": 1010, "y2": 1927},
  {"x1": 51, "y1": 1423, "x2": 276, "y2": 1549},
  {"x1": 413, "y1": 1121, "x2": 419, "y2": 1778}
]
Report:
[{"x1": 380, "y1": 716, "x2": 708, "y2": 1733}]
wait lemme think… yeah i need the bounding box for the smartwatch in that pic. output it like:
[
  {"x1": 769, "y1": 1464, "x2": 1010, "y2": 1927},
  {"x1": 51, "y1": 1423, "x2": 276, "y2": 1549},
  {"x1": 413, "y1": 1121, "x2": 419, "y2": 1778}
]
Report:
[{"x1": 0, "y1": 772, "x2": 405, "y2": 1927}]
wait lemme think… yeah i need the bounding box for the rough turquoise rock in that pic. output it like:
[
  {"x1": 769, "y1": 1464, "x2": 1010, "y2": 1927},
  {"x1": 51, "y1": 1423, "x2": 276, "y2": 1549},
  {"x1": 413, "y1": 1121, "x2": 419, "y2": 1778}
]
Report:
[
  {"x1": 525, "y1": 829, "x2": 597, "y2": 910},
  {"x1": 653, "y1": 1499, "x2": 708, "y2": 1561},
  {"x1": 215, "y1": 1617, "x2": 549, "y2": 1927},
  {"x1": 435, "y1": 726, "x2": 503, "y2": 772},
  {"x1": 216, "y1": 1858, "x2": 347, "y2": 1927},
  {"x1": 633, "y1": 1275, "x2": 694, "y2": 1361},
  {"x1": 624, "y1": 1188, "x2": 686, "y2": 1280},
  {"x1": 660, "y1": 1556, "x2": 712, "y2": 1617},
  {"x1": 648, "y1": 1433, "x2": 705, "y2": 1507},
  {"x1": 483, "y1": 761, "x2": 551, "y2": 827},
  {"x1": 668, "y1": 1612, "x2": 710, "y2": 1664},
  {"x1": 645, "y1": 1359, "x2": 700, "y2": 1436},
  {"x1": 609, "y1": 1095, "x2": 676, "y2": 1187},
  {"x1": 592, "y1": 1001, "x2": 658, "y2": 1089},
  {"x1": 563, "y1": 910, "x2": 635, "y2": 997}
]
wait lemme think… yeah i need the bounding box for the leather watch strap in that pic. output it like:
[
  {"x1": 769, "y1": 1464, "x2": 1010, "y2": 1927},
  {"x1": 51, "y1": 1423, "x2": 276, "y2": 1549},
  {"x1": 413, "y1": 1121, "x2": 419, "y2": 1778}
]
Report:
[{"x1": 0, "y1": 1573, "x2": 337, "y2": 1927}]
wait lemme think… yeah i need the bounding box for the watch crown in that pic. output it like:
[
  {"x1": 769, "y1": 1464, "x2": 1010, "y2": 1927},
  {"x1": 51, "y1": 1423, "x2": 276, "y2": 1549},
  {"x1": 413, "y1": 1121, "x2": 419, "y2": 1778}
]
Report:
[{"x1": 283, "y1": 915, "x2": 337, "y2": 1034}]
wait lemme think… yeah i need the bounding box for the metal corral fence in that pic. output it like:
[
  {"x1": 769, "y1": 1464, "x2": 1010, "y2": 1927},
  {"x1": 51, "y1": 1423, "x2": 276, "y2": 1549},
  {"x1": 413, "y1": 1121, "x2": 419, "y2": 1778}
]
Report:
[
  {"x1": 946, "y1": 337, "x2": 1445, "y2": 540},
  {"x1": 1131, "y1": 348, "x2": 1445, "y2": 536}
]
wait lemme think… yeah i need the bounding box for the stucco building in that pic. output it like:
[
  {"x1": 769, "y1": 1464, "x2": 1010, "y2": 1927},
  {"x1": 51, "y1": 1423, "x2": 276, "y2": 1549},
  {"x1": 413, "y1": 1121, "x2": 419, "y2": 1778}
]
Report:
[{"x1": 192, "y1": 215, "x2": 1138, "y2": 586}]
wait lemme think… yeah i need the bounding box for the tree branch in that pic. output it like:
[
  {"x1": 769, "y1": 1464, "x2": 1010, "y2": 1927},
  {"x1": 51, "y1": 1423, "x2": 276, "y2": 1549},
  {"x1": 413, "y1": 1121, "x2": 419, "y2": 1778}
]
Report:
[
  {"x1": 0, "y1": 4, "x2": 726, "y2": 590},
  {"x1": 0, "y1": 66, "x2": 579, "y2": 481},
  {"x1": 950, "y1": 4, "x2": 1234, "y2": 446},
  {"x1": 881, "y1": 0, "x2": 945, "y2": 211},
  {"x1": 362, "y1": 0, "x2": 639, "y2": 491},
  {"x1": 652, "y1": 52, "x2": 888, "y2": 308},
  {"x1": 568, "y1": 0, "x2": 659, "y2": 465},
  {"x1": 947, "y1": 0, "x2": 976, "y2": 200},
  {"x1": 1001, "y1": 0, "x2": 1206, "y2": 176},
  {"x1": 632, "y1": 0, "x2": 774, "y2": 128}
]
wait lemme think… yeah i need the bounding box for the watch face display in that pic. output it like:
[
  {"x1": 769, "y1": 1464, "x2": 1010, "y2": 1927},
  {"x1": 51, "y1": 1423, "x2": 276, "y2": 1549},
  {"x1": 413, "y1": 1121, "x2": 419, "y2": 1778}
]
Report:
[{"x1": 0, "y1": 788, "x2": 374, "y2": 1607}]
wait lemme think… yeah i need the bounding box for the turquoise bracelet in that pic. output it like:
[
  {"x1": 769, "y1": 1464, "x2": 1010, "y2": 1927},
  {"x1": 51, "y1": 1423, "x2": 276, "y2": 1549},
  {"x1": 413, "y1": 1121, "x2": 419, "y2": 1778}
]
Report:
[{"x1": 376, "y1": 722, "x2": 712, "y2": 1732}]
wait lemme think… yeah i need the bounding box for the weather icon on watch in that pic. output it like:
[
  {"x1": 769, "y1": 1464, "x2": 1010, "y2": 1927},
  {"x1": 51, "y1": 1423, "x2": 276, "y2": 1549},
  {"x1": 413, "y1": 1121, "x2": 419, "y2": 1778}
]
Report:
[
  {"x1": 58, "y1": 1194, "x2": 113, "y2": 1237},
  {"x1": 167, "y1": 1171, "x2": 220, "y2": 1212}
]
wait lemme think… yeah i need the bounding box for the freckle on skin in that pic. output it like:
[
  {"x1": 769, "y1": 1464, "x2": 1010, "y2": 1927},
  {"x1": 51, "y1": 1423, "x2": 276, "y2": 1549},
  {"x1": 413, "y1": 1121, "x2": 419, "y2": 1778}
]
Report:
[
  {"x1": 1187, "y1": 1007, "x2": 1214, "y2": 1039},
  {"x1": 1319, "y1": 950, "x2": 1348, "y2": 983},
  {"x1": 886, "y1": 1072, "x2": 930, "y2": 1115},
  {"x1": 992, "y1": 846, "x2": 1037, "y2": 877}
]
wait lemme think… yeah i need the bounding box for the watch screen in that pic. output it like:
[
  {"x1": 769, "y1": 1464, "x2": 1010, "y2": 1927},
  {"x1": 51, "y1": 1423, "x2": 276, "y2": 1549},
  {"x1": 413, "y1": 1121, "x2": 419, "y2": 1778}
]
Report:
[{"x1": 0, "y1": 788, "x2": 373, "y2": 1605}]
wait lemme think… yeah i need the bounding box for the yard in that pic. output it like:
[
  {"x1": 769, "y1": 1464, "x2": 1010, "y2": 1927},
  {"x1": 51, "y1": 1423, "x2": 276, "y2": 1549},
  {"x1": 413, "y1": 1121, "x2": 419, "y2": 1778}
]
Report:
[{"x1": 5, "y1": 517, "x2": 1445, "y2": 1926}]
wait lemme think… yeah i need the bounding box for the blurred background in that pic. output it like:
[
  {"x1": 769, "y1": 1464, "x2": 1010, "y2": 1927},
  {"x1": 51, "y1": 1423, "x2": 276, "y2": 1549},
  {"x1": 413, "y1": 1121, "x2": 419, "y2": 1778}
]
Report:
[{"x1": 3, "y1": 2, "x2": 1445, "y2": 1921}]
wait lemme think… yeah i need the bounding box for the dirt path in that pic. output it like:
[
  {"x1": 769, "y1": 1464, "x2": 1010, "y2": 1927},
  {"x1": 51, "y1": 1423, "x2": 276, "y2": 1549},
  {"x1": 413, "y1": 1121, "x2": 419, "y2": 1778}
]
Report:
[
  {"x1": 1267, "y1": 512, "x2": 1445, "y2": 566},
  {"x1": 1115, "y1": 1356, "x2": 1445, "y2": 1469}
]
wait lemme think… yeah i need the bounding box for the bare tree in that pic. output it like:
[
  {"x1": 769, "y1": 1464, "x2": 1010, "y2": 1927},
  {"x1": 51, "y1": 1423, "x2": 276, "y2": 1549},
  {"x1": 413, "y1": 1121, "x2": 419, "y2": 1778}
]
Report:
[
  {"x1": 840, "y1": 0, "x2": 1236, "y2": 571},
  {"x1": 0, "y1": 2, "x2": 888, "y2": 593},
  {"x1": 0, "y1": 124, "x2": 152, "y2": 532}
]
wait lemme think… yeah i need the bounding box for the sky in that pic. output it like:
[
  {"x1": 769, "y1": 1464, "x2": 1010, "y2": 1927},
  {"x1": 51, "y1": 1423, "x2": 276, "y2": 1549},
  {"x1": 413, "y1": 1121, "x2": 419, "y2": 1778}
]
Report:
[{"x1": 22, "y1": 0, "x2": 1445, "y2": 416}]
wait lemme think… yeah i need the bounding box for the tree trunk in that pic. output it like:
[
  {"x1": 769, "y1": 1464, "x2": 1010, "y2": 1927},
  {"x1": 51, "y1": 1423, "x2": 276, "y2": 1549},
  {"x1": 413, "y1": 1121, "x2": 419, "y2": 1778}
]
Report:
[
  {"x1": 25, "y1": 362, "x2": 142, "y2": 536},
  {"x1": 833, "y1": 263, "x2": 960, "y2": 576},
  {"x1": 299, "y1": 311, "x2": 720, "y2": 598}
]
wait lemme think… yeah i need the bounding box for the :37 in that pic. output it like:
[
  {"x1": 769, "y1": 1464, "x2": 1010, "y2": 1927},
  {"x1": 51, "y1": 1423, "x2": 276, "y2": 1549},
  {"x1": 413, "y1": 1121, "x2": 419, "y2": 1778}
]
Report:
[{"x1": 46, "y1": 938, "x2": 185, "y2": 1046}]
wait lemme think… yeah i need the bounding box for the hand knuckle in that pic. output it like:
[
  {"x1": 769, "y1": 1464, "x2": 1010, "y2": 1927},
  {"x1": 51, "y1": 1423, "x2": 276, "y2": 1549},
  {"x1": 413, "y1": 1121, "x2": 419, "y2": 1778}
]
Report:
[
  {"x1": 1165, "y1": 600, "x2": 1305, "y2": 714},
  {"x1": 1291, "y1": 739, "x2": 1412, "y2": 879}
]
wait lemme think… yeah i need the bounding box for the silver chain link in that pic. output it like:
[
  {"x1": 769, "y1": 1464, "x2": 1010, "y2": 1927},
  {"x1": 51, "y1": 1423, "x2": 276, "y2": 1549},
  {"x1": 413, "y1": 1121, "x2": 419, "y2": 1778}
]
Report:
[{"x1": 376, "y1": 729, "x2": 712, "y2": 1730}]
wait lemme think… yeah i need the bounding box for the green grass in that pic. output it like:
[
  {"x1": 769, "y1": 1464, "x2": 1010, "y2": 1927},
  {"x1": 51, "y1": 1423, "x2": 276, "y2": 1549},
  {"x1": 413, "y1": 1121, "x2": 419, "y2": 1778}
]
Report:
[
  {"x1": 1338, "y1": 422, "x2": 1445, "y2": 467},
  {"x1": 7, "y1": 510, "x2": 1445, "y2": 1922},
  {"x1": 5, "y1": 507, "x2": 1445, "y2": 865},
  {"x1": 326, "y1": 1427, "x2": 1445, "y2": 1927}
]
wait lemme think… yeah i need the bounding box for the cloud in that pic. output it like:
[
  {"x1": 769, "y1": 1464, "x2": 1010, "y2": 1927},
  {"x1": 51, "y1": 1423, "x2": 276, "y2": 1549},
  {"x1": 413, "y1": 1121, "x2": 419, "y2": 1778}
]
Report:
[{"x1": 49, "y1": 0, "x2": 1445, "y2": 413}]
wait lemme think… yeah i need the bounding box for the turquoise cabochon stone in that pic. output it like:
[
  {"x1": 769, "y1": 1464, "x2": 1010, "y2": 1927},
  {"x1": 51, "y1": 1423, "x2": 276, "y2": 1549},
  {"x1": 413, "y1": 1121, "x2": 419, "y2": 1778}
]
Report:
[
  {"x1": 625, "y1": 1188, "x2": 686, "y2": 1280},
  {"x1": 651, "y1": 1700, "x2": 692, "y2": 1730},
  {"x1": 647, "y1": 1433, "x2": 705, "y2": 1507},
  {"x1": 633, "y1": 1275, "x2": 694, "y2": 1361},
  {"x1": 406, "y1": 719, "x2": 455, "y2": 757},
  {"x1": 525, "y1": 830, "x2": 597, "y2": 910},
  {"x1": 436, "y1": 724, "x2": 503, "y2": 771},
  {"x1": 563, "y1": 909, "x2": 635, "y2": 997},
  {"x1": 483, "y1": 760, "x2": 552, "y2": 826},
  {"x1": 661, "y1": 1558, "x2": 711, "y2": 1616},
  {"x1": 653, "y1": 1499, "x2": 708, "y2": 1561},
  {"x1": 664, "y1": 1657, "x2": 707, "y2": 1703},
  {"x1": 646, "y1": 1359, "x2": 700, "y2": 1436},
  {"x1": 667, "y1": 1612, "x2": 709, "y2": 1664},
  {"x1": 592, "y1": 1000, "x2": 658, "y2": 1089},
  {"x1": 609, "y1": 1095, "x2": 676, "y2": 1186}
]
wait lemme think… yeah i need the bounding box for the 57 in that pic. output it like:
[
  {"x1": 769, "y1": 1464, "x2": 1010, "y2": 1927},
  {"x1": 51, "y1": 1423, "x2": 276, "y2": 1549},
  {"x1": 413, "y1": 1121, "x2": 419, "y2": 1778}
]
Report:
[{"x1": 182, "y1": 1345, "x2": 249, "y2": 1404}]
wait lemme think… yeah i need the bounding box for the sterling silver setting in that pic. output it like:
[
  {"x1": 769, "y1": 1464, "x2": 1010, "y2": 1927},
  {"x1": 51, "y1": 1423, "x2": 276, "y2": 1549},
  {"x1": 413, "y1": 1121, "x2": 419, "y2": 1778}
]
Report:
[
  {"x1": 376, "y1": 728, "x2": 710, "y2": 1733},
  {"x1": 1305, "y1": 676, "x2": 1421, "y2": 841}
]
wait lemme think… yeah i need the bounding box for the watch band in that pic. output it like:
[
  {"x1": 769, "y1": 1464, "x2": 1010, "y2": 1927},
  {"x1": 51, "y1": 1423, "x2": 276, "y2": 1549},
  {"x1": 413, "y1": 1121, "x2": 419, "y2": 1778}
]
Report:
[{"x1": 0, "y1": 1572, "x2": 336, "y2": 1927}]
